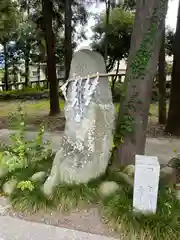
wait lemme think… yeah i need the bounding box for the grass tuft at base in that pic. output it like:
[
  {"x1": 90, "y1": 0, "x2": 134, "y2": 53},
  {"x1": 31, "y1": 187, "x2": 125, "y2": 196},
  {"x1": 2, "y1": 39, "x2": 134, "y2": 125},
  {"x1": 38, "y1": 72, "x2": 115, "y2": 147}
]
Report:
[{"x1": 101, "y1": 182, "x2": 180, "y2": 240}]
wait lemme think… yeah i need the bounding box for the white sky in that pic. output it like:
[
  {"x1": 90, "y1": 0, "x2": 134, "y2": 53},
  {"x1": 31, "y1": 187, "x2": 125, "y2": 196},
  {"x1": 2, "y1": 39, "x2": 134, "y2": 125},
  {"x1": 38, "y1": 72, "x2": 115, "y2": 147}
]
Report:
[{"x1": 78, "y1": 0, "x2": 179, "y2": 49}]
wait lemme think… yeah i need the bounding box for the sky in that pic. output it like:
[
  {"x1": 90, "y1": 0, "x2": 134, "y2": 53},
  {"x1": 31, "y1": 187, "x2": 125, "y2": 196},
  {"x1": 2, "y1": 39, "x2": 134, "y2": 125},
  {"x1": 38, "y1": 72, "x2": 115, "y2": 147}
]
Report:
[{"x1": 78, "y1": 0, "x2": 179, "y2": 49}]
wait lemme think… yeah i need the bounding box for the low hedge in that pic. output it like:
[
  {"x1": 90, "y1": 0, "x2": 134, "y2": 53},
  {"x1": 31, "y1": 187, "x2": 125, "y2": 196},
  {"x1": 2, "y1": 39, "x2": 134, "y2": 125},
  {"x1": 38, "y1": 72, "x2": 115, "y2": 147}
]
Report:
[
  {"x1": 0, "y1": 85, "x2": 169, "y2": 102},
  {"x1": 0, "y1": 90, "x2": 64, "y2": 101}
]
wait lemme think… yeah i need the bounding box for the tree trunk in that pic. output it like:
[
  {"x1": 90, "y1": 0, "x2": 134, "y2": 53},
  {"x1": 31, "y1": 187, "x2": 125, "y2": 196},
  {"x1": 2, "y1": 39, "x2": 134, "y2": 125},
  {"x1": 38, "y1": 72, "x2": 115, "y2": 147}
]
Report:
[
  {"x1": 104, "y1": 0, "x2": 110, "y2": 62},
  {"x1": 25, "y1": 0, "x2": 30, "y2": 88},
  {"x1": 42, "y1": 0, "x2": 60, "y2": 116},
  {"x1": 3, "y1": 43, "x2": 8, "y2": 91},
  {"x1": 165, "y1": 0, "x2": 180, "y2": 135},
  {"x1": 24, "y1": 47, "x2": 30, "y2": 87},
  {"x1": 37, "y1": 61, "x2": 41, "y2": 87},
  {"x1": 115, "y1": 0, "x2": 168, "y2": 165},
  {"x1": 110, "y1": 0, "x2": 116, "y2": 9},
  {"x1": 64, "y1": 0, "x2": 73, "y2": 81},
  {"x1": 111, "y1": 59, "x2": 120, "y2": 95},
  {"x1": 158, "y1": 28, "x2": 166, "y2": 125}
]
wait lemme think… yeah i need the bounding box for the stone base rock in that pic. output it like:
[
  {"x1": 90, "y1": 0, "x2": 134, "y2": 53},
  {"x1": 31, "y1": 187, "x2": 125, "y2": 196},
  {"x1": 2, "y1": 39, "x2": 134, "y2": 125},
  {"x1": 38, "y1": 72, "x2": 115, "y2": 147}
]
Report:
[
  {"x1": 160, "y1": 167, "x2": 175, "y2": 185},
  {"x1": 118, "y1": 172, "x2": 134, "y2": 186},
  {"x1": 2, "y1": 179, "x2": 18, "y2": 196},
  {"x1": 123, "y1": 165, "x2": 135, "y2": 176},
  {"x1": 175, "y1": 189, "x2": 180, "y2": 200},
  {"x1": 160, "y1": 166, "x2": 173, "y2": 176},
  {"x1": 0, "y1": 165, "x2": 8, "y2": 178},
  {"x1": 31, "y1": 171, "x2": 46, "y2": 182},
  {"x1": 98, "y1": 181, "x2": 120, "y2": 198}
]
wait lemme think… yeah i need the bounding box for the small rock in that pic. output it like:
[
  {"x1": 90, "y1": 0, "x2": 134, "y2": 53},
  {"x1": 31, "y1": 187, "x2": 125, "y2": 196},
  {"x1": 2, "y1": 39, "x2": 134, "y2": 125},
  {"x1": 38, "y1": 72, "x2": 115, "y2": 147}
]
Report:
[
  {"x1": 161, "y1": 166, "x2": 173, "y2": 176},
  {"x1": 160, "y1": 167, "x2": 176, "y2": 186},
  {"x1": 42, "y1": 175, "x2": 58, "y2": 197},
  {"x1": 98, "y1": 181, "x2": 120, "y2": 197},
  {"x1": 31, "y1": 171, "x2": 46, "y2": 182},
  {"x1": 3, "y1": 179, "x2": 18, "y2": 196},
  {"x1": 167, "y1": 158, "x2": 180, "y2": 168},
  {"x1": 123, "y1": 165, "x2": 135, "y2": 176},
  {"x1": 0, "y1": 165, "x2": 8, "y2": 178},
  {"x1": 160, "y1": 167, "x2": 175, "y2": 185},
  {"x1": 118, "y1": 172, "x2": 134, "y2": 186},
  {"x1": 175, "y1": 188, "x2": 180, "y2": 200}
]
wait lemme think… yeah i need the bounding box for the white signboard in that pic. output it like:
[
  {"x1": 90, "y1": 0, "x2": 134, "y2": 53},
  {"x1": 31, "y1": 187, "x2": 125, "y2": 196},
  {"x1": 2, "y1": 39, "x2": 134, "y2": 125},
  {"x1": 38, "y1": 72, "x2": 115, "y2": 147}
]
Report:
[{"x1": 133, "y1": 155, "x2": 160, "y2": 214}]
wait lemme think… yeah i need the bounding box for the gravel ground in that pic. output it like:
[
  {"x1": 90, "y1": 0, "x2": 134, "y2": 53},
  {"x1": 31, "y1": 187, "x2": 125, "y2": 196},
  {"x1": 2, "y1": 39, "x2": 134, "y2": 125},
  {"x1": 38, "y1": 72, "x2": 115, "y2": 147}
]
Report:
[{"x1": 1, "y1": 200, "x2": 119, "y2": 239}]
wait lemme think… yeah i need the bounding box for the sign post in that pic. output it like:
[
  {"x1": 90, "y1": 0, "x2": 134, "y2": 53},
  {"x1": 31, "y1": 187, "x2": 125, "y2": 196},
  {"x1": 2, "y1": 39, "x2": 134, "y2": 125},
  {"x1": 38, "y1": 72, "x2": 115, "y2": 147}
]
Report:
[{"x1": 133, "y1": 155, "x2": 160, "y2": 214}]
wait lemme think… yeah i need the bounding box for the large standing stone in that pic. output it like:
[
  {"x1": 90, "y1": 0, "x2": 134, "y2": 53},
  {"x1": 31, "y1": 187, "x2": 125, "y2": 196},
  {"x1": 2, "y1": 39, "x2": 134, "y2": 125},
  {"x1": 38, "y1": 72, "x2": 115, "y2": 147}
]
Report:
[{"x1": 43, "y1": 49, "x2": 115, "y2": 196}]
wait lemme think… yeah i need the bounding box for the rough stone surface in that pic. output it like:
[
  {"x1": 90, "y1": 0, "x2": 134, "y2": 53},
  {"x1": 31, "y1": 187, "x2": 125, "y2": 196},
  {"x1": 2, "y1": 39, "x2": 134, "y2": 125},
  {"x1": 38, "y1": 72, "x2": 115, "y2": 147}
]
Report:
[
  {"x1": 175, "y1": 190, "x2": 180, "y2": 200},
  {"x1": 0, "y1": 215, "x2": 118, "y2": 240},
  {"x1": 160, "y1": 166, "x2": 173, "y2": 176},
  {"x1": 118, "y1": 172, "x2": 134, "y2": 186},
  {"x1": 98, "y1": 181, "x2": 120, "y2": 197},
  {"x1": 123, "y1": 165, "x2": 135, "y2": 176},
  {"x1": 2, "y1": 179, "x2": 18, "y2": 196},
  {"x1": 31, "y1": 171, "x2": 46, "y2": 182},
  {"x1": 43, "y1": 49, "x2": 115, "y2": 192}
]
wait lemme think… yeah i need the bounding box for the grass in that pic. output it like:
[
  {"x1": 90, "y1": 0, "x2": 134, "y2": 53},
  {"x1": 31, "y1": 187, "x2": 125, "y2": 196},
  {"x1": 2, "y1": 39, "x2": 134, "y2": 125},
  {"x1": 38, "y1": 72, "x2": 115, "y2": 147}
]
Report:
[
  {"x1": 0, "y1": 99, "x2": 65, "y2": 117},
  {"x1": 102, "y1": 182, "x2": 180, "y2": 240},
  {"x1": 2, "y1": 167, "x2": 180, "y2": 239},
  {"x1": 0, "y1": 99, "x2": 65, "y2": 131},
  {"x1": 0, "y1": 99, "x2": 175, "y2": 238},
  {"x1": 0, "y1": 99, "x2": 159, "y2": 119},
  {"x1": 0, "y1": 151, "x2": 180, "y2": 240},
  {"x1": 0, "y1": 99, "x2": 161, "y2": 132}
]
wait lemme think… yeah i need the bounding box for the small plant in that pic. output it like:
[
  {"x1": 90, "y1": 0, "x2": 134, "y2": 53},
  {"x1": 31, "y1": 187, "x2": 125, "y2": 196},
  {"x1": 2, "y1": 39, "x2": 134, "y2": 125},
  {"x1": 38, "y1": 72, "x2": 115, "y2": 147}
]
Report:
[
  {"x1": 17, "y1": 181, "x2": 35, "y2": 192},
  {"x1": 0, "y1": 106, "x2": 52, "y2": 172}
]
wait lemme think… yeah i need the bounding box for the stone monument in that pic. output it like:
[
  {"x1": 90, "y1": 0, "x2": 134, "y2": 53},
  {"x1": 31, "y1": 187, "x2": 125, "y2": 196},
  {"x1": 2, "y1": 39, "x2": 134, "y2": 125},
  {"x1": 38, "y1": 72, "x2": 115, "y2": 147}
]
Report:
[
  {"x1": 133, "y1": 155, "x2": 160, "y2": 214},
  {"x1": 43, "y1": 49, "x2": 115, "y2": 196}
]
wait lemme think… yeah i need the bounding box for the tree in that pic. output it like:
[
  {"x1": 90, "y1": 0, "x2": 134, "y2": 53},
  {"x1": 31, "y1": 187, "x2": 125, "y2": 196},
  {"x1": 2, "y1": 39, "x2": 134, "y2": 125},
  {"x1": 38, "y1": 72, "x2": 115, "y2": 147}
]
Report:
[
  {"x1": 16, "y1": 20, "x2": 38, "y2": 84},
  {"x1": 104, "y1": 0, "x2": 110, "y2": 62},
  {"x1": 64, "y1": 0, "x2": 73, "y2": 81},
  {"x1": 23, "y1": 1, "x2": 31, "y2": 87},
  {"x1": 157, "y1": 27, "x2": 174, "y2": 125},
  {"x1": 123, "y1": 0, "x2": 136, "y2": 10},
  {"x1": 158, "y1": 28, "x2": 166, "y2": 125},
  {"x1": 165, "y1": 28, "x2": 174, "y2": 56},
  {"x1": 63, "y1": 0, "x2": 91, "y2": 80},
  {"x1": 114, "y1": 0, "x2": 168, "y2": 165},
  {"x1": 0, "y1": 0, "x2": 19, "y2": 90},
  {"x1": 165, "y1": 0, "x2": 180, "y2": 135},
  {"x1": 92, "y1": 7, "x2": 134, "y2": 71},
  {"x1": 42, "y1": 0, "x2": 60, "y2": 115},
  {"x1": 18, "y1": 0, "x2": 45, "y2": 87},
  {"x1": 102, "y1": 0, "x2": 128, "y2": 62}
]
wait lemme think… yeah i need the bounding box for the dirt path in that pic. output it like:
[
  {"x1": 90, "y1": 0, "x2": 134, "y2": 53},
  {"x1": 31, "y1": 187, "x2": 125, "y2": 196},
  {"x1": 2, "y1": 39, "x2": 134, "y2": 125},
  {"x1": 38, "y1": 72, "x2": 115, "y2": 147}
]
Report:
[
  {"x1": 0, "y1": 129, "x2": 179, "y2": 165},
  {"x1": 6, "y1": 206, "x2": 119, "y2": 239}
]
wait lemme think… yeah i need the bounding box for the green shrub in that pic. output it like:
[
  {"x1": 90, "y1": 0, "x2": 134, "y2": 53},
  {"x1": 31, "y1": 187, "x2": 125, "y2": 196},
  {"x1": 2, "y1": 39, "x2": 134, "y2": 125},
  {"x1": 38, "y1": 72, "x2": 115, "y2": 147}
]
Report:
[
  {"x1": 0, "y1": 107, "x2": 53, "y2": 173},
  {"x1": 0, "y1": 88, "x2": 63, "y2": 101}
]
